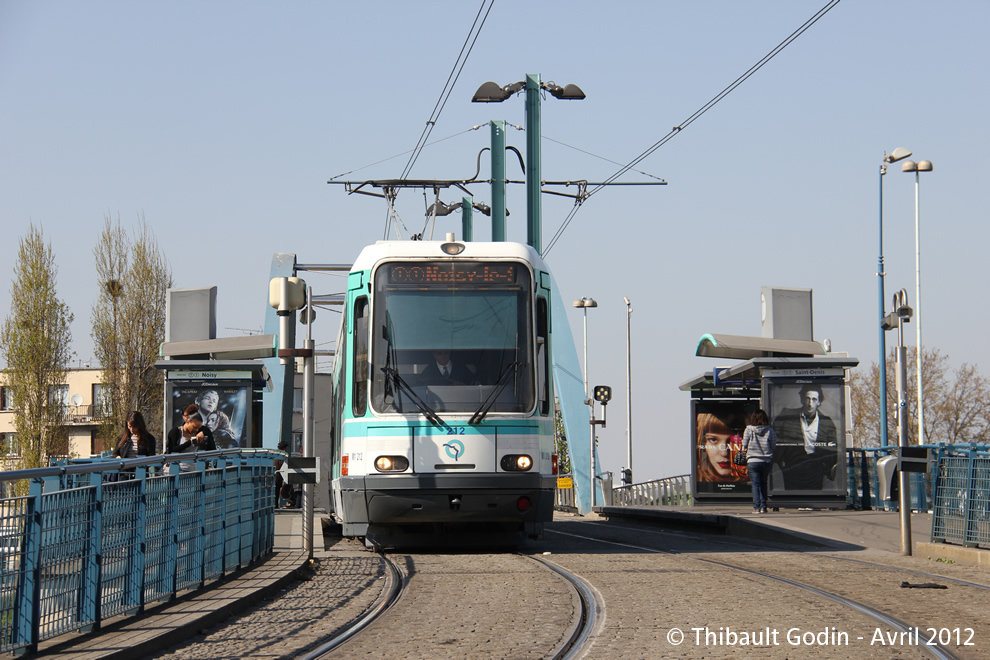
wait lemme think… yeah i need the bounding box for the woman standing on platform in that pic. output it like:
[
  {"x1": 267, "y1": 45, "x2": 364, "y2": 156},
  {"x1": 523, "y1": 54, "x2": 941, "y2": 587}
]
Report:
[
  {"x1": 742, "y1": 409, "x2": 776, "y2": 514},
  {"x1": 113, "y1": 410, "x2": 157, "y2": 458}
]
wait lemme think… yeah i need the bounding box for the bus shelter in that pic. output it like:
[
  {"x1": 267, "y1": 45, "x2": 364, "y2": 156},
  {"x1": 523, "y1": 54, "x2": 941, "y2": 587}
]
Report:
[
  {"x1": 157, "y1": 336, "x2": 276, "y2": 449},
  {"x1": 681, "y1": 334, "x2": 858, "y2": 508}
]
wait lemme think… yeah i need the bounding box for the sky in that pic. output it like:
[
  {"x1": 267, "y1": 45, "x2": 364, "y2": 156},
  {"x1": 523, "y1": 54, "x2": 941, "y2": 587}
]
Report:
[{"x1": 2, "y1": 1, "x2": 989, "y2": 482}]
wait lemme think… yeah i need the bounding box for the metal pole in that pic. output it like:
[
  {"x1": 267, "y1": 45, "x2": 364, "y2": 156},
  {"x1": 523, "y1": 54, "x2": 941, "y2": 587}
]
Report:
[
  {"x1": 896, "y1": 314, "x2": 912, "y2": 556},
  {"x1": 914, "y1": 171, "x2": 924, "y2": 446},
  {"x1": 461, "y1": 197, "x2": 473, "y2": 242},
  {"x1": 302, "y1": 292, "x2": 315, "y2": 559},
  {"x1": 490, "y1": 120, "x2": 506, "y2": 242},
  {"x1": 525, "y1": 74, "x2": 542, "y2": 254},
  {"x1": 582, "y1": 308, "x2": 589, "y2": 398},
  {"x1": 878, "y1": 163, "x2": 889, "y2": 446},
  {"x1": 589, "y1": 404, "x2": 596, "y2": 508},
  {"x1": 625, "y1": 297, "x2": 632, "y2": 483}
]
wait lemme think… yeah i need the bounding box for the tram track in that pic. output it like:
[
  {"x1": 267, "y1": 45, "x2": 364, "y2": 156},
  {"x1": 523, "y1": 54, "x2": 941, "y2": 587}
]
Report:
[
  {"x1": 545, "y1": 523, "x2": 972, "y2": 660},
  {"x1": 307, "y1": 549, "x2": 587, "y2": 658},
  {"x1": 580, "y1": 519, "x2": 990, "y2": 593},
  {"x1": 523, "y1": 553, "x2": 603, "y2": 659},
  {"x1": 301, "y1": 551, "x2": 405, "y2": 659}
]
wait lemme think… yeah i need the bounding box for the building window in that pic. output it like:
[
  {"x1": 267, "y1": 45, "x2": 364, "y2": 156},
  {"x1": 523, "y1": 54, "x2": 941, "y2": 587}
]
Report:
[
  {"x1": 291, "y1": 432, "x2": 303, "y2": 456},
  {"x1": 1, "y1": 433, "x2": 18, "y2": 456},
  {"x1": 92, "y1": 383, "x2": 110, "y2": 418},
  {"x1": 0, "y1": 386, "x2": 12, "y2": 411},
  {"x1": 292, "y1": 389, "x2": 303, "y2": 412},
  {"x1": 48, "y1": 384, "x2": 70, "y2": 412}
]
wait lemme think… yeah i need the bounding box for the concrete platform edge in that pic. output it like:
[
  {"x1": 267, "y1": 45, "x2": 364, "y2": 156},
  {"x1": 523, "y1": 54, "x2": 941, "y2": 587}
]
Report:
[
  {"x1": 917, "y1": 541, "x2": 990, "y2": 569},
  {"x1": 597, "y1": 506, "x2": 840, "y2": 548}
]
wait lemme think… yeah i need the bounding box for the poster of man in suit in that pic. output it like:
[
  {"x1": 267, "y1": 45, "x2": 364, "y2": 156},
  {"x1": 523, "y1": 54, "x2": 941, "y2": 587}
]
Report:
[{"x1": 768, "y1": 380, "x2": 844, "y2": 493}]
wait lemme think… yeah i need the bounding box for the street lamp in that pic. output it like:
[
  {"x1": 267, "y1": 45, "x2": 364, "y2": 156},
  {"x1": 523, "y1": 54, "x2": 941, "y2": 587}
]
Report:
[
  {"x1": 472, "y1": 75, "x2": 586, "y2": 254},
  {"x1": 572, "y1": 297, "x2": 598, "y2": 398},
  {"x1": 624, "y1": 297, "x2": 633, "y2": 485},
  {"x1": 901, "y1": 158, "x2": 934, "y2": 445},
  {"x1": 573, "y1": 296, "x2": 597, "y2": 506},
  {"x1": 878, "y1": 147, "x2": 912, "y2": 447}
]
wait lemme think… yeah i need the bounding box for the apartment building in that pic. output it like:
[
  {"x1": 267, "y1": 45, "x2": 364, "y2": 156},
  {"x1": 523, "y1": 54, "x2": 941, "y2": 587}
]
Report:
[{"x1": 0, "y1": 368, "x2": 110, "y2": 468}]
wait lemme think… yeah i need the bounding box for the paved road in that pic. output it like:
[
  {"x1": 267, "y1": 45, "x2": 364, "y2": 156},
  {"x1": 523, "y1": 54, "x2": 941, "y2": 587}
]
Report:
[{"x1": 138, "y1": 509, "x2": 990, "y2": 659}]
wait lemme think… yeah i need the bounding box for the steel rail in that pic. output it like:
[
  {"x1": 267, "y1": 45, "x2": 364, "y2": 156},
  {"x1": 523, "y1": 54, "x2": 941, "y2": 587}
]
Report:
[
  {"x1": 579, "y1": 519, "x2": 990, "y2": 593},
  {"x1": 300, "y1": 552, "x2": 405, "y2": 659},
  {"x1": 524, "y1": 553, "x2": 603, "y2": 660},
  {"x1": 547, "y1": 527, "x2": 961, "y2": 660}
]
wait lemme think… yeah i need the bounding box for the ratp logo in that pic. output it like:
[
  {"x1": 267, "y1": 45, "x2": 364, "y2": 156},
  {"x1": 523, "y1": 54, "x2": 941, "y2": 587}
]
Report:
[{"x1": 443, "y1": 439, "x2": 465, "y2": 461}]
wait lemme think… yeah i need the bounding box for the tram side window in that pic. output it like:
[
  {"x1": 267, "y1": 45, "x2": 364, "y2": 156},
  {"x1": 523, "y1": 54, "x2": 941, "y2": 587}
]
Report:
[
  {"x1": 352, "y1": 297, "x2": 369, "y2": 417},
  {"x1": 537, "y1": 296, "x2": 550, "y2": 416}
]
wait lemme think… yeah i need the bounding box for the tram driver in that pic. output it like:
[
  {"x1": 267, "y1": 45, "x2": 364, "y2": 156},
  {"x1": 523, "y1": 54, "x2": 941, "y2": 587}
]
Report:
[{"x1": 418, "y1": 349, "x2": 477, "y2": 386}]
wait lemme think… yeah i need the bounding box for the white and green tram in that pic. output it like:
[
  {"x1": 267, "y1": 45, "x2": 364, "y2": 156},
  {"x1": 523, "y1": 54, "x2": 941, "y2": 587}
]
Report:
[{"x1": 329, "y1": 237, "x2": 559, "y2": 547}]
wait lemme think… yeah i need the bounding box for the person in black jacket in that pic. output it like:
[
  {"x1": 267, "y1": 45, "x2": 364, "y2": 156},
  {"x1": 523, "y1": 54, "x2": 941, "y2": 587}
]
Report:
[
  {"x1": 166, "y1": 412, "x2": 216, "y2": 472},
  {"x1": 418, "y1": 350, "x2": 476, "y2": 386},
  {"x1": 113, "y1": 411, "x2": 157, "y2": 458}
]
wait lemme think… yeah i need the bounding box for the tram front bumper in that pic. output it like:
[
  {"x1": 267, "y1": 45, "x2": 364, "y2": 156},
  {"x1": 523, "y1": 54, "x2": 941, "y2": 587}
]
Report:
[{"x1": 350, "y1": 473, "x2": 556, "y2": 525}]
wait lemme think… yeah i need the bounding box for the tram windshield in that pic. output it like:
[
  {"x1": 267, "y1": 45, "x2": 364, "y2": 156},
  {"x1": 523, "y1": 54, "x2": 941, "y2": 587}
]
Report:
[{"x1": 370, "y1": 261, "x2": 534, "y2": 415}]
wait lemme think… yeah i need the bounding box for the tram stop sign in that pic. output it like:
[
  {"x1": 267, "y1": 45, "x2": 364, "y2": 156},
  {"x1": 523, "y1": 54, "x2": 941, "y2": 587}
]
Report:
[{"x1": 279, "y1": 456, "x2": 321, "y2": 485}]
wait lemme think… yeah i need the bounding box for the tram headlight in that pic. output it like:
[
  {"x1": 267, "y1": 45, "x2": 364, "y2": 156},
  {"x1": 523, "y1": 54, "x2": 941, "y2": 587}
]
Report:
[
  {"x1": 374, "y1": 455, "x2": 409, "y2": 472},
  {"x1": 500, "y1": 454, "x2": 533, "y2": 471}
]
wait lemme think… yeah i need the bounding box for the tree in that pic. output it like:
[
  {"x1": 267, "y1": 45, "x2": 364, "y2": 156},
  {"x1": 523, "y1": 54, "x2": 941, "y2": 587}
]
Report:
[
  {"x1": 91, "y1": 214, "x2": 173, "y2": 447},
  {"x1": 848, "y1": 347, "x2": 990, "y2": 447},
  {"x1": 0, "y1": 223, "x2": 74, "y2": 471}
]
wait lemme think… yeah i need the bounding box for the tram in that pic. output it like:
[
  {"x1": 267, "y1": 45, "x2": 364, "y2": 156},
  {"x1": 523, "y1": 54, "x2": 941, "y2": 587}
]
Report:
[{"x1": 328, "y1": 235, "x2": 558, "y2": 547}]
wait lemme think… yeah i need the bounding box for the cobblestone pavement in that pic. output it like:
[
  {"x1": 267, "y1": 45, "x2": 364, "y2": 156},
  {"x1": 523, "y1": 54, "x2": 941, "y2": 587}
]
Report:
[
  {"x1": 139, "y1": 513, "x2": 990, "y2": 659},
  {"x1": 145, "y1": 545, "x2": 386, "y2": 660},
  {"x1": 535, "y1": 516, "x2": 990, "y2": 659},
  {"x1": 325, "y1": 549, "x2": 578, "y2": 659}
]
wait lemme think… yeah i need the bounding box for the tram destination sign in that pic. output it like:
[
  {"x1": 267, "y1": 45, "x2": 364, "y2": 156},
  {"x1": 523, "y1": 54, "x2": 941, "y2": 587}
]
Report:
[{"x1": 386, "y1": 262, "x2": 517, "y2": 285}]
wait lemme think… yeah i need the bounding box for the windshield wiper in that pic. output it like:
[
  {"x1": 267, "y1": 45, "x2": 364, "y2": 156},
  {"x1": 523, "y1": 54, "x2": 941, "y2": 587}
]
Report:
[
  {"x1": 381, "y1": 366, "x2": 451, "y2": 431},
  {"x1": 469, "y1": 361, "x2": 520, "y2": 425}
]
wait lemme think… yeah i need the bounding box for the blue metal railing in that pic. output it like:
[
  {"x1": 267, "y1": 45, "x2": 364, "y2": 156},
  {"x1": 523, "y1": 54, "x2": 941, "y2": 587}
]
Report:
[
  {"x1": 610, "y1": 475, "x2": 692, "y2": 507},
  {"x1": 931, "y1": 446, "x2": 990, "y2": 549},
  {"x1": 845, "y1": 447, "x2": 932, "y2": 512},
  {"x1": 0, "y1": 449, "x2": 278, "y2": 655}
]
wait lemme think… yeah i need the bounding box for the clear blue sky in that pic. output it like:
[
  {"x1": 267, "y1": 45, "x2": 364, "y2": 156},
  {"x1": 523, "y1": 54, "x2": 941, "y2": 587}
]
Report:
[{"x1": 2, "y1": 1, "x2": 988, "y2": 480}]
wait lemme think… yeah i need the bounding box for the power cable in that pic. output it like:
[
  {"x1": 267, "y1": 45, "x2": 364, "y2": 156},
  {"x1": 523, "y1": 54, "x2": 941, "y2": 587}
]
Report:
[
  {"x1": 382, "y1": 0, "x2": 495, "y2": 238},
  {"x1": 544, "y1": 0, "x2": 841, "y2": 255},
  {"x1": 398, "y1": 0, "x2": 495, "y2": 181}
]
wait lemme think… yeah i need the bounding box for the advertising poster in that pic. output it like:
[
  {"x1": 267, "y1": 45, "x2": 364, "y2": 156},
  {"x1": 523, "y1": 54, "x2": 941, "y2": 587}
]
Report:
[
  {"x1": 169, "y1": 384, "x2": 249, "y2": 449},
  {"x1": 691, "y1": 400, "x2": 756, "y2": 497},
  {"x1": 766, "y1": 379, "x2": 845, "y2": 495}
]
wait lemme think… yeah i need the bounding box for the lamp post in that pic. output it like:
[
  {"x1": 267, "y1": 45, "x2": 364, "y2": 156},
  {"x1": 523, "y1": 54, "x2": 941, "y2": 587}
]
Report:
[
  {"x1": 572, "y1": 297, "x2": 598, "y2": 398},
  {"x1": 573, "y1": 297, "x2": 597, "y2": 505},
  {"x1": 878, "y1": 148, "x2": 912, "y2": 447},
  {"x1": 472, "y1": 75, "x2": 585, "y2": 254},
  {"x1": 901, "y1": 158, "x2": 934, "y2": 446},
  {"x1": 882, "y1": 289, "x2": 913, "y2": 555},
  {"x1": 624, "y1": 297, "x2": 633, "y2": 485}
]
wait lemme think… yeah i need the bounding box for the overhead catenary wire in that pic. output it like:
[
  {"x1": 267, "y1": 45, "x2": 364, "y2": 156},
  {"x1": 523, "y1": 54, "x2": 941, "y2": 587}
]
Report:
[
  {"x1": 544, "y1": 0, "x2": 841, "y2": 255},
  {"x1": 398, "y1": 0, "x2": 494, "y2": 180},
  {"x1": 380, "y1": 0, "x2": 495, "y2": 238}
]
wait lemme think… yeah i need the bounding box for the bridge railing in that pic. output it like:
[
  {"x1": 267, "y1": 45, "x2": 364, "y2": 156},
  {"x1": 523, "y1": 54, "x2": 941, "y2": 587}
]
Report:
[
  {"x1": 931, "y1": 447, "x2": 990, "y2": 549},
  {"x1": 0, "y1": 449, "x2": 278, "y2": 655},
  {"x1": 610, "y1": 475, "x2": 692, "y2": 507}
]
